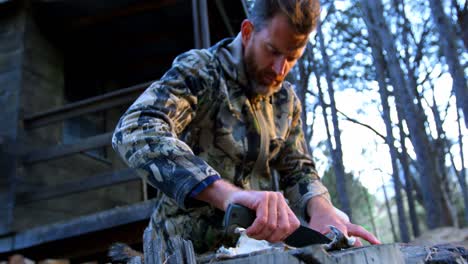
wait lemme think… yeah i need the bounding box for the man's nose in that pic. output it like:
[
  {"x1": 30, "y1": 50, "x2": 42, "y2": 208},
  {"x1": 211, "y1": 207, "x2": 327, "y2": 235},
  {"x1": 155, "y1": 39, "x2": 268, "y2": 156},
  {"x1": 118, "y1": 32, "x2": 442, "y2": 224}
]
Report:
[{"x1": 273, "y1": 56, "x2": 287, "y2": 76}]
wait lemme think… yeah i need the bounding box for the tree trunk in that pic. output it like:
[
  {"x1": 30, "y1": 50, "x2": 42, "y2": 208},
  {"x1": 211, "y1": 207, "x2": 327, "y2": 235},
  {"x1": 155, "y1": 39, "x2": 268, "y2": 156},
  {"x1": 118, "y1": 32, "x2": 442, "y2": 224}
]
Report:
[
  {"x1": 397, "y1": 119, "x2": 421, "y2": 237},
  {"x1": 360, "y1": 0, "x2": 451, "y2": 229},
  {"x1": 295, "y1": 43, "x2": 314, "y2": 149},
  {"x1": 364, "y1": 189, "x2": 378, "y2": 237},
  {"x1": 429, "y1": 0, "x2": 468, "y2": 127},
  {"x1": 379, "y1": 84, "x2": 410, "y2": 243},
  {"x1": 392, "y1": 0, "x2": 430, "y2": 131},
  {"x1": 386, "y1": 0, "x2": 425, "y2": 231},
  {"x1": 456, "y1": 108, "x2": 468, "y2": 223},
  {"x1": 381, "y1": 177, "x2": 399, "y2": 242},
  {"x1": 454, "y1": 0, "x2": 468, "y2": 50},
  {"x1": 362, "y1": 12, "x2": 410, "y2": 241},
  {"x1": 397, "y1": 0, "x2": 456, "y2": 228},
  {"x1": 316, "y1": 18, "x2": 352, "y2": 219},
  {"x1": 430, "y1": 95, "x2": 458, "y2": 227}
]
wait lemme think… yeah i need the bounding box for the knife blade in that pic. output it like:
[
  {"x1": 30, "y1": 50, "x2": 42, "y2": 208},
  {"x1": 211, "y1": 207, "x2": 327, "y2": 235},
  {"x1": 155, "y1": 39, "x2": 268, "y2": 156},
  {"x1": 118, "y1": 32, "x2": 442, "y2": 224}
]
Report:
[{"x1": 224, "y1": 203, "x2": 331, "y2": 247}]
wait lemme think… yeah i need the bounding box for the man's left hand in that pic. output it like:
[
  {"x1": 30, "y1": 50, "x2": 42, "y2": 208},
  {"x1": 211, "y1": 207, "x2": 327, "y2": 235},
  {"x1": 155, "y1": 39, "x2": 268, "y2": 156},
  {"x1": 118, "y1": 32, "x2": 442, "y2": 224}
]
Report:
[{"x1": 307, "y1": 195, "x2": 381, "y2": 246}]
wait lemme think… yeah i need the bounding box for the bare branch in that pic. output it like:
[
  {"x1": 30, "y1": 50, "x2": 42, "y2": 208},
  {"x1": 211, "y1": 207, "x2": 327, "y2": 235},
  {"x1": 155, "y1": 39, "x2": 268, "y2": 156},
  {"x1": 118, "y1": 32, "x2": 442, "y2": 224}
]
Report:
[
  {"x1": 336, "y1": 109, "x2": 387, "y2": 141},
  {"x1": 413, "y1": 18, "x2": 432, "y2": 70}
]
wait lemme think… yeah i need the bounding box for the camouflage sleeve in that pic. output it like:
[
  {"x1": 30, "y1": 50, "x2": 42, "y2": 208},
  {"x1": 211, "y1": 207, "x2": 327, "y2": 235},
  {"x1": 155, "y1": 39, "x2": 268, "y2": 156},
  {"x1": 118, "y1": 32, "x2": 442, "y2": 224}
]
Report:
[
  {"x1": 112, "y1": 50, "x2": 221, "y2": 209},
  {"x1": 273, "y1": 93, "x2": 331, "y2": 220}
]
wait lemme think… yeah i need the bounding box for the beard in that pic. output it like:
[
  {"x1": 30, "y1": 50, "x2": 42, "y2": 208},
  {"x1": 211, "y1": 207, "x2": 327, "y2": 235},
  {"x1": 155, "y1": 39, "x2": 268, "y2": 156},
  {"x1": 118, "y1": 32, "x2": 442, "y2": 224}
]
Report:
[{"x1": 244, "y1": 49, "x2": 283, "y2": 97}]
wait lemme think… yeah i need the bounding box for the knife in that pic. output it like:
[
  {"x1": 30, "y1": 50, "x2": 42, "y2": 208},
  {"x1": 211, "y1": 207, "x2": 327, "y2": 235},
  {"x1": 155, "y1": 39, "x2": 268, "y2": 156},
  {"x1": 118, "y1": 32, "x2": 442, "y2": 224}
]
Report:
[{"x1": 223, "y1": 203, "x2": 332, "y2": 248}]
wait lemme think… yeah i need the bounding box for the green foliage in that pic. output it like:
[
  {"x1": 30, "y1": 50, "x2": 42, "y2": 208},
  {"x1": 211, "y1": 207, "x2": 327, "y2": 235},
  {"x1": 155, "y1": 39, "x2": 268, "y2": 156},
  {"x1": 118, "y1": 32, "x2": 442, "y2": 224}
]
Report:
[{"x1": 321, "y1": 166, "x2": 377, "y2": 233}]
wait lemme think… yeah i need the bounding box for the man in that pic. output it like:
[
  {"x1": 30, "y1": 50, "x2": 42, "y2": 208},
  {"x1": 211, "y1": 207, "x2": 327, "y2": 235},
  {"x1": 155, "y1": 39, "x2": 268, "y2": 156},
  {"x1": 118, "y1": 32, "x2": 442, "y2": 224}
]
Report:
[{"x1": 112, "y1": 0, "x2": 380, "y2": 253}]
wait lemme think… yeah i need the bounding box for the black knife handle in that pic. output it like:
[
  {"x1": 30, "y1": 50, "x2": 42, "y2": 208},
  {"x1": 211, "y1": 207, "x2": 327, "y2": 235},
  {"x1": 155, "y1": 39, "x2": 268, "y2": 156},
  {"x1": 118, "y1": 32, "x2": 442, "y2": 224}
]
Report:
[
  {"x1": 224, "y1": 203, "x2": 332, "y2": 247},
  {"x1": 224, "y1": 203, "x2": 256, "y2": 232}
]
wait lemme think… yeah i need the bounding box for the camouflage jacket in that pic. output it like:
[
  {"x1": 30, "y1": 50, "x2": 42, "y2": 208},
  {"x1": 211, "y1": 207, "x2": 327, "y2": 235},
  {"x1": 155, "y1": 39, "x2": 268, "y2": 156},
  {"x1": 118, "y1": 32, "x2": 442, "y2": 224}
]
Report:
[{"x1": 112, "y1": 34, "x2": 330, "y2": 219}]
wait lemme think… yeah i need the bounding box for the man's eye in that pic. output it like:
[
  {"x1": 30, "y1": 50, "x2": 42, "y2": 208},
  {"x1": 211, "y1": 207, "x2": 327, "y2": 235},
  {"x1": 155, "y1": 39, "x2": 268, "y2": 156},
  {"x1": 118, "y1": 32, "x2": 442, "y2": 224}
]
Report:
[{"x1": 270, "y1": 50, "x2": 281, "y2": 56}]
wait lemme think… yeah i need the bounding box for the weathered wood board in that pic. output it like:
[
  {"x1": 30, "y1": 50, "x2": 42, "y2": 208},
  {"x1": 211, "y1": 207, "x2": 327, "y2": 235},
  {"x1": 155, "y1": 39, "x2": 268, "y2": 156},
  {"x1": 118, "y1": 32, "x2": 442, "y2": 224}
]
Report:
[{"x1": 112, "y1": 221, "x2": 467, "y2": 264}]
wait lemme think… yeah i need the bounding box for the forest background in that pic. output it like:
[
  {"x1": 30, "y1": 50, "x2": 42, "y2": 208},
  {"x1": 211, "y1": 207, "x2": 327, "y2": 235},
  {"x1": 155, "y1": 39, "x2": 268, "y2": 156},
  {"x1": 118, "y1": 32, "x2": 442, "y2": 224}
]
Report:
[{"x1": 246, "y1": 0, "x2": 468, "y2": 244}]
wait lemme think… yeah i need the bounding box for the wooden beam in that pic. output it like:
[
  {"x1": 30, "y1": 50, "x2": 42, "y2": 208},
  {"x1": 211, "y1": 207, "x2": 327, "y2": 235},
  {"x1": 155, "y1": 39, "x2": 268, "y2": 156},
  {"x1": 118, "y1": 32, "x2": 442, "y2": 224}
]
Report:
[
  {"x1": 0, "y1": 140, "x2": 16, "y2": 236},
  {"x1": 71, "y1": 0, "x2": 178, "y2": 28},
  {"x1": 34, "y1": 0, "x2": 179, "y2": 29},
  {"x1": 21, "y1": 132, "x2": 113, "y2": 164},
  {"x1": 192, "y1": 0, "x2": 201, "y2": 48},
  {"x1": 0, "y1": 198, "x2": 156, "y2": 253},
  {"x1": 0, "y1": 7, "x2": 24, "y2": 235},
  {"x1": 240, "y1": 0, "x2": 249, "y2": 16},
  {"x1": 16, "y1": 168, "x2": 139, "y2": 204},
  {"x1": 215, "y1": 0, "x2": 234, "y2": 37},
  {"x1": 199, "y1": 0, "x2": 211, "y2": 48},
  {"x1": 192, "y1": 0, "x2": 211, "y2": 49},
  {"x1": 23, "y1": 81, "x2": 152, "y2": 129}
]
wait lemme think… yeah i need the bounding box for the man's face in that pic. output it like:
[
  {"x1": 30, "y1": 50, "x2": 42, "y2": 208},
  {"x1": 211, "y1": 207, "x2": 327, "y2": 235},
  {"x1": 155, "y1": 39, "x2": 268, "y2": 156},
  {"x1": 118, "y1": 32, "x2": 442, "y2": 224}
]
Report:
[{"x1": 242, "y1": 14, "x2": 309, "y2": 96}]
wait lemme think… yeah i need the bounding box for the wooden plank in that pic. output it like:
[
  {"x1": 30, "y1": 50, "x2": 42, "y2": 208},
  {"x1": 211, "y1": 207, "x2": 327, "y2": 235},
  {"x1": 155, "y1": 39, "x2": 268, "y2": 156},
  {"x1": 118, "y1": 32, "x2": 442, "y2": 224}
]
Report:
[
  {"x1": 21, "y1": 132, "x2": 113, "y2": 164},
  {"x1": 214, "y1": 0, "x2": 234, "y2": 37},
  {"x1": 0, "y1": 198, "x2": 156, "y2": 253},
  {"x1": 198, "y1": 0, "x2": 210, "y2": 48},
  {"x1": 215, "y1": 251, "x2": 302, "y2": 264},
  {"x1": 320, "y1": 244, "x2": 405, "y2": 264},
  {"x1": 143, "y1": 227, "x2": 198, "y2": 264},
  {"x1": 33, "y1": 0, "x2": 179, "y2": 29},
  {"x1": 0, "y1": 140, "x2": 16, "y2": 236},
  {"x1": 0, "y1": 7, "x2": 24, "y2": 235},
  {"x1": 23, "y1": 81, "x2": 151, "y2": 129},
  {"x1": 16, "y1": 168, "x2": 139, "y2": 204},
  {"x1": 292, "y1": 244, "x2": 397, "y2": 264},
  {"x1": 400, "y1": 244, "x2": 468, "y2": 264},
  {"x1": 192, "y1": 0, "x2": 211, "y2": 49},
  {"x1": 191, "y1": 0, "x2": 201, "y2": 48},
  {"x1": 0, "y1": 220, "x2": 148, "y2": 261},
  {"x1": 206, "y1": 244, "x2": 405, "y2": 264},
  {"x1": 144, "y1": 223, "x2": 162, "y2": 264},
  {"x1": 167, "y1": 237, "x2": 197, "y2": 264}
]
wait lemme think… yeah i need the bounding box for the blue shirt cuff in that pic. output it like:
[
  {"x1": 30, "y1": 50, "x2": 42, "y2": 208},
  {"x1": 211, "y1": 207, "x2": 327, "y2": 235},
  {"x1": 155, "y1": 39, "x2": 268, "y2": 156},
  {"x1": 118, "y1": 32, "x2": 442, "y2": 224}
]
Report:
[{"x1": 189, "y1": 175, "x2": 221, "y2": 198}]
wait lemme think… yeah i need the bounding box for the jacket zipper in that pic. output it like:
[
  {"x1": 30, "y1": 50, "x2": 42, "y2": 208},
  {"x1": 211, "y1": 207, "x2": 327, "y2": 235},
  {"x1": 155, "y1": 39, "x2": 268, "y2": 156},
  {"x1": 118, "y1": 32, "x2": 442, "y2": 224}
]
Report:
[{"x1": 250, "y1": 99, "x2": 270, "y2": 190}]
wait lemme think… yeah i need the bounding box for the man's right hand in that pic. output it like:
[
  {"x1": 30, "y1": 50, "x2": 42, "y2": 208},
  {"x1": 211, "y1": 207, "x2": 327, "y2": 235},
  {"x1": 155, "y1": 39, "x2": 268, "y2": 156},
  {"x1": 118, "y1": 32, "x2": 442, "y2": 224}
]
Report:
[
  {"x1": 226, "y1": 190, "x2": 301, "y2": 242},
  {"x1": 194, "y1": 179, "x2": 300, "y2": 243}
]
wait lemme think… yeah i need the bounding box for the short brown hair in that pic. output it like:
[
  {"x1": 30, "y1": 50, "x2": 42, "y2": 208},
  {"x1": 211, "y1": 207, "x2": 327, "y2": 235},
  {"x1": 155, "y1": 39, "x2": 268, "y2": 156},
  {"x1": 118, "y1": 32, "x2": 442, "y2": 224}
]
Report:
[{"x1": 250, "y1": 0, "x2": 320, "y2": 34}]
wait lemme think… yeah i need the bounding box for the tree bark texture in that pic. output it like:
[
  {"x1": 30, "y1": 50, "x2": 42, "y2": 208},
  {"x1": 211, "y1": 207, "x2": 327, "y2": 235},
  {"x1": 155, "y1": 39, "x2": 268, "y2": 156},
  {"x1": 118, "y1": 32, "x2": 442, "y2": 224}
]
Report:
[
  {"x1": 360, "y1": 0, "x2": 451, "y2": 229},
  {"x1": 381, "y1": 176, "x2": 399, "y2": 242},
  {"x1": 295, "y1": 43, "x2": 314, "y2": 150},
  {"x1": 362, "y1": 11, "x2": 410, "y2": 241},
  {"x1": 429, "y1": 0, "x2": 468, "y2": 128},
  {"x1": 397, "y1": 118, "x2": 421, "y2": 237},
  {"x1": 316, "y1": 18, "x2": 352, "y2": 219},
  {"x1": 430, "y1": 95, "x2": 457, "y2": 227},
  {"x1": 456, "y1": 108, "x2": 468, "y2": 223}
]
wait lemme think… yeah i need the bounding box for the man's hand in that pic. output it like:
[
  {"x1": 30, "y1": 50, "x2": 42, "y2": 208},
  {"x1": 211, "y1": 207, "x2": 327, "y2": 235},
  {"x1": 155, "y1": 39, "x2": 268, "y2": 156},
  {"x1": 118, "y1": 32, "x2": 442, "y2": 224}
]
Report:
[
  {"x1": 194, "y1": 180, "x2": 300, "y2": 243},
  {"x1": 307, "y1": 195, "x2": 381, "y2": 246},
  {"x1": 226, "y1": 189, "x2": 301, "y2": 242}
]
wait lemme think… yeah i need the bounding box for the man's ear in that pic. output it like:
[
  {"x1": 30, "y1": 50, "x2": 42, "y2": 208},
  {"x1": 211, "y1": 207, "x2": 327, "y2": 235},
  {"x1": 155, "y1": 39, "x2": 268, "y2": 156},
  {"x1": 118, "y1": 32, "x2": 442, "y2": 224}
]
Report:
[{"x1": 241, "y1": 19, "x2": 254, "y2": 46}]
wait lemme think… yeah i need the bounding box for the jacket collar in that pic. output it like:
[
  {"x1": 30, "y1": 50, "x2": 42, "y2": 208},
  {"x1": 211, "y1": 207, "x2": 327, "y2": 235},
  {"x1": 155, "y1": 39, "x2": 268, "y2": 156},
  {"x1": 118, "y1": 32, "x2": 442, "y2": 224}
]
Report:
[{"x1": 212, "y1": 33, "x2": 284, "y2": 101}]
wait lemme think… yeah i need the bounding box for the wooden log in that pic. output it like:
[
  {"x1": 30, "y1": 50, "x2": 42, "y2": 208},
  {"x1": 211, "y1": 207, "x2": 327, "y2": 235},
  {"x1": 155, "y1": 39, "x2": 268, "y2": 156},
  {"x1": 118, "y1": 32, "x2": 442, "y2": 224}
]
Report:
[
  {"x1": 127, "y1": 235, "x2": 467, "y2": 264},
  {"x1": 211, "y1": 244, "x2": 404, "y2": 264},
  {"x1": 316, "y1": 244, "x2": 405, "y2": 264},
  {"x1": 143, "y1": 224, "x2": 161, "y2": 264},
  {"x1": 143, "y1": 222, "x2": 197, "y2": 264},
  {"x1": 108, "y1": 243, "x2": 143, "y2": 264},
  {"x1": 137, "y1": 221, "x2": 466, "y2": 264},
  {"x1": 215, "y1": 251, "x2": 304, "y2": 264},
  {"x1": 166, "y1": 237, "x2": 197, "y2": 264},
  {"x1": 400, "y1": 243, "x2": 468, "y2": 264}
]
